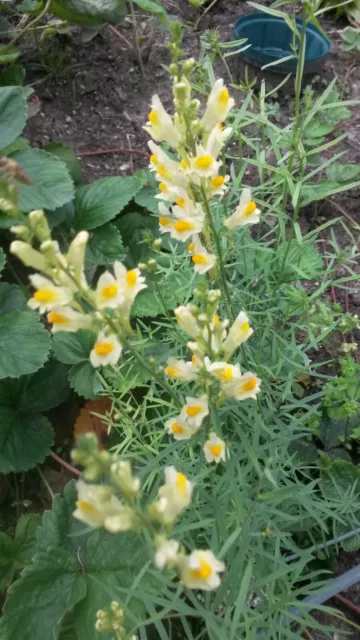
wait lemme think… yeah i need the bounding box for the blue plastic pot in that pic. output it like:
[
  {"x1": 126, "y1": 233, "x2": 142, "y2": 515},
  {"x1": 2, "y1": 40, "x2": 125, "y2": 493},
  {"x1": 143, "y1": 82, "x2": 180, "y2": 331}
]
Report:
[{"x1": 233, "y1": 13, "x2": 331, "y2": 75}]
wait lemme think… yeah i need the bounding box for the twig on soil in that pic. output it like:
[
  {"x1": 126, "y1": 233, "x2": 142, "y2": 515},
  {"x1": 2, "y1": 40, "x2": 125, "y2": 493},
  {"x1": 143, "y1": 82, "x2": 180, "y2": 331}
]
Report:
[
  {"x1": 77, "y1": 147, "x2": 149, "y2": 158},
  {"x1": 341, "y1": 63, "x2": 356, "y2": 100},
  {"x1": 127, "y1": 133, "x2": 134, "y2": 174},
  {"x1": 335, "y1": 593, "x2": 360, "y2": 618},
  {"x1": 194, "y1": 0, "x2": 221, "y2": 30},
  {"x1": 302, "y1": 628, "x2": 313, "y2": 640},
  {"x1": 319, "y1": 234, "x2": 337, "y2": 305},
  {"x1": 329, "y1": 199, "x2": 360, "y2": 231},
  {"x1": 129, "y1": 0, "x2": 145, "y2": 79},
  {"x1": 50, "y1": 450, "x2": 81, "y2": 476},
  {"x1": 108, "y1": 24, "x2": 133, "y2": 51},
  {"x1": 36, "y1": 465, "x2": 54, "y2": 499}
]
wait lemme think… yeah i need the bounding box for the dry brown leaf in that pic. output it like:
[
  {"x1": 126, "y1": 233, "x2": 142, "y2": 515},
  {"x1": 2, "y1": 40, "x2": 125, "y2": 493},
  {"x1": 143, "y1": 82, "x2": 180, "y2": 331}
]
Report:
[{"x1": 73, "y1": 397, "x2": 113, "y2": 446}]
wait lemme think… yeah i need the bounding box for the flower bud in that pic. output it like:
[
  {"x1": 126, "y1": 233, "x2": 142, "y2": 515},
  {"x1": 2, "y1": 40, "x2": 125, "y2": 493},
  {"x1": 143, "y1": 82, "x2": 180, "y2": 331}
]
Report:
[
  {"x1": 10, "y1": 225, "x2": 31, "y2": 242},
  {"x1": 28, "y1": 209, "x2": 50, "y2": 242},
  {"x1": 190, "y1": 98, "x2": 201, "y2": 112},
  {"x1": 110, "y1": 460, "x2": 140, "y2": 497},
  {"x1": 10, "y1": 241, "x2": 46, "y2": 271},
  {"x1": 152, "y1": 238, "x2": 162, "y2": 250},
  {"x1": 0, "y1": 197, "x2": 18, "y2": 216},
  {"x1": 169, "y1": 62, "x2": 178, "y2": 75},
  {"x1": 40, "y1": 240, "x2": 60, "y2": 266},
  {"x1": 67, "y1": 231, "x2": 89, "y2": 282},
  {"x1": 173, "y1": 79, "x2": 191, "y2": 105}
]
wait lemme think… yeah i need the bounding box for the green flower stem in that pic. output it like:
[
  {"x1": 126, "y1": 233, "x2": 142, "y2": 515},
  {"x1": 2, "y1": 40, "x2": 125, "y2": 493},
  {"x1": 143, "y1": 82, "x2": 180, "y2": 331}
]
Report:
[
  {"x1": 200, "y1": 182, "x2": 235, "y2": 322},
  {"x1": 275, "y1": 10, "x2": 308, "y2": 290}
]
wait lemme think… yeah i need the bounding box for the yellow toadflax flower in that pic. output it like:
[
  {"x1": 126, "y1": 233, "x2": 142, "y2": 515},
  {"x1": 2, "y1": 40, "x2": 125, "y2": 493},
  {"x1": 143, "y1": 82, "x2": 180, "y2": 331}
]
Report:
[
  {"x1": 90, "y1": 332, "x2": 122, "y2": 368},
  {"x1": 206, "y1": 360, "x2": 241, "y2": 384},
  {"x1": 180, "y1": 395, "x2": 209, "y2": 428},
  {"x1": 149, "y1": 141, "x2": 188, "y2": 190},
  {"x1": 175, "y1": 305, "x2": 200, "y2": 339},
  {"x1": 203, "y1": 433, "x2": 227, "y2": 464},
  {"x1": 47, "y1": 306, "x2": 92, "y2": 333},
  {"x1": 74, "y1": 479, "x2": 133, "y2": 533},
  {"x1": 224, "y1": 371, "x2": 261, "y2": 401},
  {"x1": 224, "y1": 187, "x2": 261, "y2": 230},
  {"x1": 201, "y1": 79, "x2": 235, "y2": 132},
  {"x1": 114, "y1": 262, "x2": 147, "y2": 305},
  {"x1": 154, "y1": 537, "x2": 180, "y2": 569},
  {"x1": 209, "y1": 173, "x2": 230, "y2": 198},
  {"x1": 222, "y1": 311, "x2": 254, "y2": 357},
  {"x1": 190, "y1": 147, "x2": 219, "y2": 179},
  {"x1": 144, "y1": 95, "x2": 181, "y2": 149},
  {"x1": 28, "y1": 274, "x2": 73, "y2": 313},
  {"x1": 166, "y1": 416, "x2": 195, "y2": 441},
  {"x1": 170, "y1": 206, "x2": 205, "y2": 242},
  {"x1": 95, "y1": 270, "x2": 126, "y2": 310},
  {"x1": 180, "y1": 549, "x2": 225, "y2": 590},
  {"x1": 150, "y1": 466, "x2": 193, "y2": 524},
  {"x1": 206, "y1": 123, "x2": 232, "y2": 159},
  {"x1": 189, "y1": 235, "x2": 216, "y2": 275},
  {"x1": 164, "y1": 356, "x2": 198, "y2": 381}
]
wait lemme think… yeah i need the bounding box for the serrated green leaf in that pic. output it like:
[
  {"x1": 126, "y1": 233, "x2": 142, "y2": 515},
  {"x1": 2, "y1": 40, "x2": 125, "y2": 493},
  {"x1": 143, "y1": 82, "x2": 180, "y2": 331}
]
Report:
[
  {"x1": 320, "y1": 416, "x2": 359, "y2": 450},
  {"x1": 304, "y1": 121, "x2": 334, "y2": 139},
  {"x1": 17, "y1": 360, "x2": 70, "y2": 413},
  {"x1": 342, "y1": 534, "x2": 360, "y2": 551},
  {"x1": 1, "y1": 136, "x2": 29, "y2": 156},
  {"x1": 0, "y1": 65, "x2": 25, "y2": 87},
  {"x1": 46, "y1": 200, "x2": 75, "y2": 229},
  {"x1": 49, "y1": 0, "x2": 127, "y2": 25},
  {"x1": 12, "y1": 148, "x2": 74, "y2": 212},
  {"x1": 52, "y1": 329, "x2": 96, "y2": 365},
  {"x1": 43, "y1": 142, "x2": 83, "y2": 185},
  {"x1": 17, "y1": 0, "x2": 42, "y2": 13},
  {"x1": 320, "y1": 459, "x2": 360, "y2": 501},
  {"x1": 326, "y1": 162, "x2": 360, "y2": 183},
  {"x1": 13, "y1": 514, "x2": 41, "y2": 567},
  {"x1": 0, "y1": 532, "x2": 15, "y2": 589},
  {"x1": 68, "y1": 360, "x2": 104, "y2": 399},
  {"x1": 116, "y1": 211, "x2": 159, "y2": 266},
  {"x1": 0, "y1": 311, "x2": 50, "y2": 378},
  {"x1": 0, "y1": 45, "x2": 20, "y2": 64},
  {"x1": 0, "y1": 407, "x2": 54, "y2": 473},
  {"x1": 0, "y1": 86, "x2": 27, "y2": 149},
  {"x1": 133, "y1": 0, "x2": 166, "y2": 13},
  {"x1": 86, "y1": 223, "x2": 125, "y2": 265},
  {"x1": 134, "y1": 185, "x2": 159, "y2": 214},
  {"x1": 75, "y1": 176, "x2": 143, "y2": 230},
  {"x1": 0, "y1": 547, "x2": 87, "y2": 640},
  {"x1": 0, "y1": 283, "x2": 26, "y2": 314}
]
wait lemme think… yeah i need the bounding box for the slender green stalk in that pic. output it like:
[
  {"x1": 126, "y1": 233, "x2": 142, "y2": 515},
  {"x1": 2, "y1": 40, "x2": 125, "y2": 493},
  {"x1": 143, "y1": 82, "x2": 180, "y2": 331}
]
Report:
[
  {"x1": 36, "y1": 465, "x2": 54, "y2": 499},
  {"x1": 200, "y1": 183, "x2": 235, "y2": 321},
  {"x1": 129, "y1": 0, "x2": 145, "y2": 79},
  {"x1": 275, "y1": 11, "x2": 308, "y2": 289}
]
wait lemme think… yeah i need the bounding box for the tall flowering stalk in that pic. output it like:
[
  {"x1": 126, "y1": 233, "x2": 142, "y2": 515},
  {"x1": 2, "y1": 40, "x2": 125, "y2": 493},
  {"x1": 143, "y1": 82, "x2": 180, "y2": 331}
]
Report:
[
  {"x1": 144, "y1": 59, "x2": 261, "y2": 459},
  {"x1": 2, "y1": 55, "x2": 262, "y2": 595}
]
